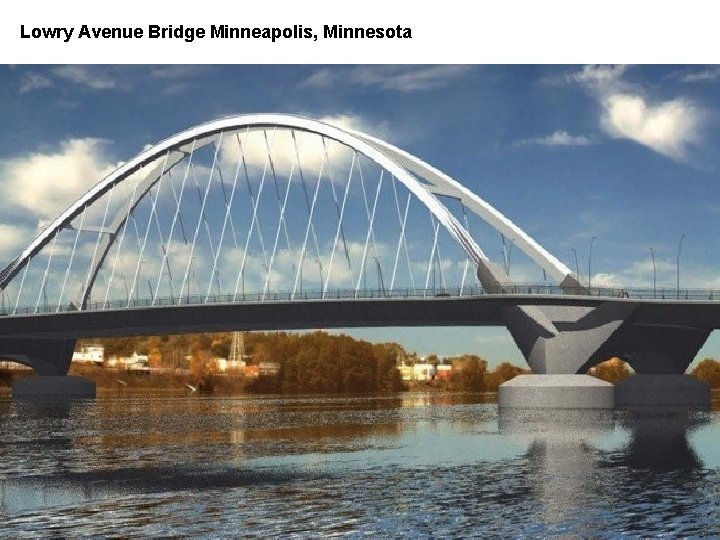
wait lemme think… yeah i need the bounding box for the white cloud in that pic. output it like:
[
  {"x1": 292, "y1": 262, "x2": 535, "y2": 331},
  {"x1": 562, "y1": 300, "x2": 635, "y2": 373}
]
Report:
[
  {"x1": 0, "y1": 224, "x2": 31, "y2": 261},
  {"x1": 220, "y1": 113, "x2": 391, "y2": 176},
  {"x1": 52, "y1": 65, "x2": 116, "y2": 90},
  {"x1": 675, "y1": 66, "x2": 720, "y2": 83},
  {"x1": 300, "y1": 65, "x2": 473, "y2": 92},
  {"x1": 601, "y1": 94, "x2": 700, "y2": 160},
  {"x1": 590, "y1": 272, "x2": 623, "y2": 288},
  {"x1": 0, "y1": 138, "x2": 116, "y2": 219},
  {"x1": 19, "y1": 72, "x2": 53, "y2": 94},
  {"x1": 216, "y1": 239, "x2": 400, "y2": 296},
  {"x1": 516, "y1": 130, "x2": 594, "y2": 147},
  {"x1": 568, "y1": 64, "x2": 628, "y2": 91},
  {"x1": 299, "y1": 68, "x2": 334, "y2": 89},
  {"x1": 586, "y1": 257, "x2": 720, "y2": 291},
  {"x1": 569, "y1": 64, "x2": 703, "y2": 161}
]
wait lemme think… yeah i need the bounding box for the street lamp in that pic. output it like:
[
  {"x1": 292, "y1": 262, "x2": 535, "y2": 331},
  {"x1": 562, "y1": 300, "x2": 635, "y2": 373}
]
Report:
[
  {"x1": 649, "y1": 247, "x2": 656, "y2": 299},
  {"x1": 677, "y1": 233, "x2": 685, "y2": 299},
  {"x1": 588, "y1": 236, "x2": 597, "y2": 291}
]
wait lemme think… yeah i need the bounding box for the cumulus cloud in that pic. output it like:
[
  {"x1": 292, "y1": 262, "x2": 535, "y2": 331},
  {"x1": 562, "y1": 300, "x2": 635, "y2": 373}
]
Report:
[
  {"x1": 601, "y1": 94, "x2": 700, "y2": 160},
  {"x1": 0, "y1": 224, "x2": 31, "y2": 260},
  {"x1": 220, "y1": 113, "x2": 391, "y2": 176},
  {"x1": 0, "y1": 138, "x2": 116, "y2": 219},
  {"x1": 569, "y1": 64, "x2": 703, "y2": 161},
  {"x1": 300, "y1": 65, "x2": 474, "y2": 92},
  {"x1": 590, "y1": 272, "x2": 623, "y2": 288},
  {"x1": 516, "y1": 130, "x2": 594, "y2": 147}
]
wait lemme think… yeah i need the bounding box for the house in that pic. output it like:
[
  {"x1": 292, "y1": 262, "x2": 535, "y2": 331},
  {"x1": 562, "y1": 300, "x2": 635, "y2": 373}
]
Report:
[
  {"x1": 398, "y1": 364, "x2": 413, "y2": 381},
  {"x1": 105, "y1": 351, "x2": 149, "y2": 370},
  {"x1": 412, "y1": 362, "x2": 435, "y2": 381},
  {"x1": 244, "y1": 365, "x2": 260, "y2": 378},
  {"x1": 435, "y1": 365, "x2": 452, "y2": 380},
  {"x1": 258, "y1": 361, "x2": 280, "y2": 375},
  {"x1": 72, "y1": 345, "x2": 104, "y2": 365},
  {"x1": 396, "y1": 360, "x2": 440, "y2": 381}
]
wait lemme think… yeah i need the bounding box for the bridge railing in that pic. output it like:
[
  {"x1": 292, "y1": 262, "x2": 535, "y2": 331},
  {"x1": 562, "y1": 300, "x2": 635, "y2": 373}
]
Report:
[{"x1": 5, "y1": 284, "x2": 720, "y2": 316}]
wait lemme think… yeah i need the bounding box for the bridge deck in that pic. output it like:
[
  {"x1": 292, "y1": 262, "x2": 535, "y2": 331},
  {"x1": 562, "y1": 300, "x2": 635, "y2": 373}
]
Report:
[{"x1": 2, "y1": 294, "x2": 720, "y2": 339}]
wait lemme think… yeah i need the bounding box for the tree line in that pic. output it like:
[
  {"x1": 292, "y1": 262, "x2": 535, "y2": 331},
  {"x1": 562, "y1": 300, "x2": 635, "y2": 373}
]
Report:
[
  {"x1": 87, "y1": 334, "x2": 720, "y2": 394},
  {"x1": 81, "y1": 332, "x2": 529, "y2": 394}
]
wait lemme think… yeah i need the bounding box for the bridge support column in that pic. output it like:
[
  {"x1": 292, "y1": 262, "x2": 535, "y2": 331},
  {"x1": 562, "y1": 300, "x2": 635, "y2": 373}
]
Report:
[
  {"x1": 499, "y1": 374, "x2": 614, "y2": 409},
  {"x1": 615, "y1": 375, "x2": 710, "y2": 408},
  {"x1": 0, "y1": 337, "x2": 96, "y2": 399},
  {"x1": 499, "y1": 301, "x2": 712, "y2": 409},
  {"x1": 13, "y1": 376, "x2": 96, "y2": 399}
]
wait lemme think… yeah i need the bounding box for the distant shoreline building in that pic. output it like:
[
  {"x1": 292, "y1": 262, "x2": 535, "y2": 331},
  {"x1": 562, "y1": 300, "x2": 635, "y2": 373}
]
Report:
[
  {"x1": 105, "y1": 351, "x2": 149, "y2": 370},
  {"x1": 72, "y1": 344, "x2": 105, "y2": 365}
]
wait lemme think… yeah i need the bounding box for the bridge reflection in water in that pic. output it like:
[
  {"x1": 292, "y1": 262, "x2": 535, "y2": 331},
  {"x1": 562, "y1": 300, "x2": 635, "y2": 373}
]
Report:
[{"x1": 0, "y1": 393, "x2": 715, "y2": 536}]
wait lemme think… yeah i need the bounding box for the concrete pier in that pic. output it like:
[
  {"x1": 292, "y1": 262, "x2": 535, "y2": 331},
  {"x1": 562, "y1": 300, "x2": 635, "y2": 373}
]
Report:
[
  {"x1": 498, "y1": 374, "x2": 614, "y2": 409},
  {"x1": 12, "y1": 376, "x2": 96, "y2": 400},
  {"x1": 615, "y1": 375, "x2": 710, "y2": 408}
]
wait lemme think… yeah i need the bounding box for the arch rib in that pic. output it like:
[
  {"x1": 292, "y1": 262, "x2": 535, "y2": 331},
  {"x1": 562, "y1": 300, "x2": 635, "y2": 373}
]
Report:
[
  {"x1": 346, "y1": 128, "x2": 575, "y2": 285},
  {"x1": 0, "y1": 114, "x2": 485, "y2": 304}
]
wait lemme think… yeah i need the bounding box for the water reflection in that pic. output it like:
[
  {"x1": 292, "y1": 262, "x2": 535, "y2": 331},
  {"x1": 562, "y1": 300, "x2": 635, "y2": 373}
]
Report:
[
  {"x1": 0, "y1": 466, "x2": 333, "y2": 515},
  {"x1": 499, "y1": 409, "x2": 615, "y2": 527},
  {"x1": 614, "y1": 407, "x2": 708, "y2": 471},
  {"x1": 1, "y1": 393, "x2": 719, "y2": 536}
]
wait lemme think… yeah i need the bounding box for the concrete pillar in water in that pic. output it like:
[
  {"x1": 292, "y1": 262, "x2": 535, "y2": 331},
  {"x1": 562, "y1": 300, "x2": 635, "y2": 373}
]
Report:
[
  {"x1": 615, "y1": 375, "x2": 710, "y2": 408},
  {"x1": 0, "y1": 337, "x2": 96, "y2": 399},
  {"x1": 12, "y1": 375, "x2": 96, "y2": 399},
  {"x1": 498, "y1": 300, "x2": 711, "y2": 409},
  {"x1": 499, "y1": 374, "x2": 614, "y2": 409}
]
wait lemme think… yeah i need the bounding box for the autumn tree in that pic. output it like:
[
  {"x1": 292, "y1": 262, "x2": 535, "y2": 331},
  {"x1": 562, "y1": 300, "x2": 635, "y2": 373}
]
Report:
[
  {"x1": 692, "y1": 358, "x2": 720, "y2": 388},
  {"x1": 590, "y1": 357, "x2": 631, "y2": 383},
  {"x1": 484, "y1": 362, "x2": 528, "y2": 392}
]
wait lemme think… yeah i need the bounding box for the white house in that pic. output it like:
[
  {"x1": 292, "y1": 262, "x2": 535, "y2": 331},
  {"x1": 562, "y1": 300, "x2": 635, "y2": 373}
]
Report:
[{"x1": 72, "y1": 345, "x2": 105, "y2": 365}]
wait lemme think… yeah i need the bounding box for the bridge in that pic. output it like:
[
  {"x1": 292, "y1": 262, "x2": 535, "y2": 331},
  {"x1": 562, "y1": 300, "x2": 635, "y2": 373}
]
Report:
[{"x1": 0, "y1": 114, "x2": 714, "y2": 406}]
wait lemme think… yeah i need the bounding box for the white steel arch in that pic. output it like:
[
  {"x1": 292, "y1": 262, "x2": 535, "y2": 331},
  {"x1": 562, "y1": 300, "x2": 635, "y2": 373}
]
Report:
[
  {"x1": 0, "y1": 114, "x2": 487, "y2": 296},
  {"x1": 345, "y1": 128, "x2": 574, "y2": 284}
]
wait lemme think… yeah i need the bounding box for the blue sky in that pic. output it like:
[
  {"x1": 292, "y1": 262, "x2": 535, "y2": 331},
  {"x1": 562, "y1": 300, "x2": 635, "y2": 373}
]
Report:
[{"x1": 2, "y1": 64, "x2": 720, "y2": 367}]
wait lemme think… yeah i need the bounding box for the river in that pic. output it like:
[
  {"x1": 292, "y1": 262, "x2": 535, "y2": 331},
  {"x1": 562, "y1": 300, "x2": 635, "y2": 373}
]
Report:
[{"x1": 1, "y1": 391, "x2": 719, "y2": 536}]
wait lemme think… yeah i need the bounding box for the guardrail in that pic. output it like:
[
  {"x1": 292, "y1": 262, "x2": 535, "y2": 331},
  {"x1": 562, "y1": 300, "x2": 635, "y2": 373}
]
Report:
[{"x1": 5, "y1": 284, "x2": 720, "y2": 316}]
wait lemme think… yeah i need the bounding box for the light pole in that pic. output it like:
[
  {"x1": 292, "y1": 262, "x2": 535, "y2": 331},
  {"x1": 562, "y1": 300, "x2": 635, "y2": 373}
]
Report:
[
  {"x1": 588, "y1": 236, "x2": 597, "y2": 291},
  {"x1": 649, "y1": 247, "x2": 656, "y2": 299},
  {"x1": 677, "y1": 233, "x2": 685, "y2": 299}
]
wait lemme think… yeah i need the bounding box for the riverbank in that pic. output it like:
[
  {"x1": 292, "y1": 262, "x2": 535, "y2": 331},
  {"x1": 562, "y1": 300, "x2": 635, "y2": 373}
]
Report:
[{"x1": 0, "y1": 366, "x2": 502, "y2": 396}]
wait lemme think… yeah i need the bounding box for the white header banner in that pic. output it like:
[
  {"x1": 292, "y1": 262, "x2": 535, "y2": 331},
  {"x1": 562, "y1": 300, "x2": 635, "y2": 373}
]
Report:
[{"x1": 1, "y1": 0, "x2": 718, "y2": 63}]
